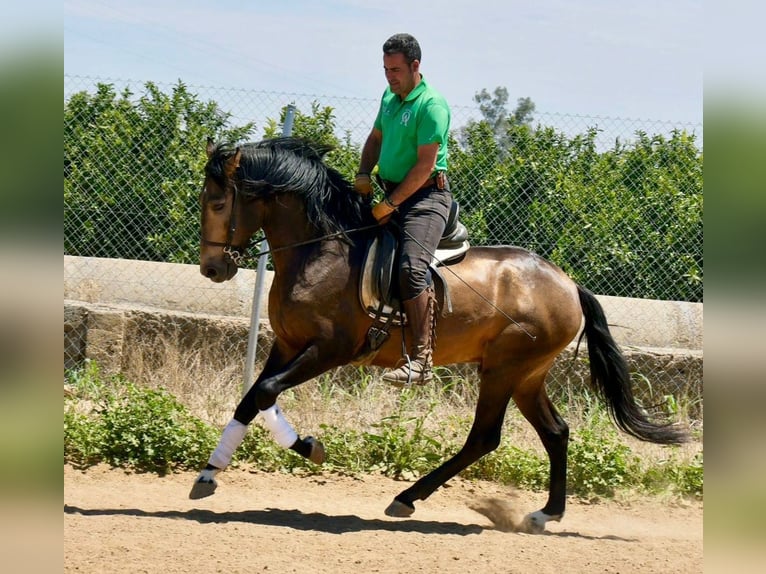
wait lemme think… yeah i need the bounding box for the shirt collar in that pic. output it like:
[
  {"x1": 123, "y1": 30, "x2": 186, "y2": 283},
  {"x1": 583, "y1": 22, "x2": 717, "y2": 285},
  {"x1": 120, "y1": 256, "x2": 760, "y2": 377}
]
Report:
[
  {"x1": 403, "y1": 75, "x2": 427, "y2": 102},
  {"x1": 387, "y1": 75, "x2": 428, "y2": 102}
]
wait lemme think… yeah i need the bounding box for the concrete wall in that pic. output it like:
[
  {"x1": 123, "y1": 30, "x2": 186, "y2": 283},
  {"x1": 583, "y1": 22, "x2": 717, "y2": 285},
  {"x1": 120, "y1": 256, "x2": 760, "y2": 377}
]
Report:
[
  {"x1": 63, "y1": 297, "x2": 702, "y2": 417},
  {"x1": 64, "y1": 255, "x2": 272, "y2": 318},
  {"x1": 63, "y1": 256, "x2": 702, "y2": 412},
  {"x1": 64, "y1": 256, "x2": 702, "y2": 351}
]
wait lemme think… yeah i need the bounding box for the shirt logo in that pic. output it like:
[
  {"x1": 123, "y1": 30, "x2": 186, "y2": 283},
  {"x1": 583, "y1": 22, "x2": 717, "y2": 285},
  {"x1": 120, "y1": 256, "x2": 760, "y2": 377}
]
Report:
[{"x1": 401, "y1": 109, "x2": 412, "y2": 127}]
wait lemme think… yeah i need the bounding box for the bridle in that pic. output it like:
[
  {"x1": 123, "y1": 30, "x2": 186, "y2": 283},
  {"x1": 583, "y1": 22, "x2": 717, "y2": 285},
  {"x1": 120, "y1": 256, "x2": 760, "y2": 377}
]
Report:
[
  {"x1": 200, "y1": 182, "x2": 264, "y2": 266},
  {"x1": 200, "y1": 178, "x2": 380, "y2": 266}
]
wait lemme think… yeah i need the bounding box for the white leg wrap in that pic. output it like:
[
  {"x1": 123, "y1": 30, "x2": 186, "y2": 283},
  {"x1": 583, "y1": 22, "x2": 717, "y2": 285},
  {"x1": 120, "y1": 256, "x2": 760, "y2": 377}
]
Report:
[
  {"x1": 208, "y1": 418, "x2": 249, "y2": 469},
  {"x1": 258, "y1": 404, "x2": 298, "y2": 448}
]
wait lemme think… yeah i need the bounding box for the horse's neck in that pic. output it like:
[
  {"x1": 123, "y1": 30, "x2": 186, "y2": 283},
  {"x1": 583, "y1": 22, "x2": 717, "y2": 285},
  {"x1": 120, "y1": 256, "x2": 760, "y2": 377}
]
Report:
[
  {"x1": 262, "y1": 214, "x2": 346, "y2": 277},
  {"x1": 259, "y1": 194, "x2": 316, "y2": 255},
  {"x1": 259, "y1": 192, "x2": 355, "y2": 283}
]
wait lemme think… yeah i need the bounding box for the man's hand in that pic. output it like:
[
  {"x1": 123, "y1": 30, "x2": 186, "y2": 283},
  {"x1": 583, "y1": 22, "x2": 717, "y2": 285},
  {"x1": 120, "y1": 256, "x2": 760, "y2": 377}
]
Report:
[
  {"x1": 372, "y1": 200, "x2": 396, "y2": 224},
  {"x1": 354, "y1": 173, "x2": 373, "y2": 196}
]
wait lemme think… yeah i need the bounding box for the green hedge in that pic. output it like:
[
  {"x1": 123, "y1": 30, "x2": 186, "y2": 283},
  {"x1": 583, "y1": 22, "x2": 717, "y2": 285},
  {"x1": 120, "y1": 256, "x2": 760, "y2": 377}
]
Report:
[{"x1": 64, "y1": 82, "x2": 702, "y2": 301}]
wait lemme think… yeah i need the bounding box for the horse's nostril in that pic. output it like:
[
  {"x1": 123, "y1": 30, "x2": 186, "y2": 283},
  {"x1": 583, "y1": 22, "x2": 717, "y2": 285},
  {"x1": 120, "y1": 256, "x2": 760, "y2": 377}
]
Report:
[{"x1": 205, "y1": 267, "x2": 218, "y2": 279}]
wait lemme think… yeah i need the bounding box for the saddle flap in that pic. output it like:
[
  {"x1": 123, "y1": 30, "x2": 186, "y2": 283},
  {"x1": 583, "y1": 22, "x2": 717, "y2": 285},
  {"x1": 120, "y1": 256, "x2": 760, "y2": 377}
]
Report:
[
  {"x1": 359, "y1": 226, "x2": 469, "y2": 323},
  {"x1": 359, "y1": 229, "x2": 401, "y2": 317}
]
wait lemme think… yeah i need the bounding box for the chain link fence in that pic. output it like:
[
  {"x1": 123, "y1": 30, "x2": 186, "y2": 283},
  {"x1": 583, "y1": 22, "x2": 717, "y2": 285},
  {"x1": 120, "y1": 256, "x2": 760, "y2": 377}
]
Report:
[{"x1": 64, "y1": 75, "x2": 703, "y2": 409}]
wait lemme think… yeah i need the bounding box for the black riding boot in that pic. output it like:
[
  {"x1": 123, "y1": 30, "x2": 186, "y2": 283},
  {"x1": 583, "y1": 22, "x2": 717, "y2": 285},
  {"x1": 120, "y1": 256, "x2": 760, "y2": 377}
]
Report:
[{"x1": 383, "y1": 287, "x2": 435, "y2": 387}]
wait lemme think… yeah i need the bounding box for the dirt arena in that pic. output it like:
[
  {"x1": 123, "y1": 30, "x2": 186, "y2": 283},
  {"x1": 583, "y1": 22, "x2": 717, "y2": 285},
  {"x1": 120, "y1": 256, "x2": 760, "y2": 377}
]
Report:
[{"x1": 64, "y1": 464, "x2": 702, "y2": 573}]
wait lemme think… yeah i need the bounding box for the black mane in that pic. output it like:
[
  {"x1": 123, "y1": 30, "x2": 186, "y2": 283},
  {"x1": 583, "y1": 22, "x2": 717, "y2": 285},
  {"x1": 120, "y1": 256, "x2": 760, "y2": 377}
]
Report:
[{"x1": 206, "y1": 137, "x2": 372, "y2": 237}]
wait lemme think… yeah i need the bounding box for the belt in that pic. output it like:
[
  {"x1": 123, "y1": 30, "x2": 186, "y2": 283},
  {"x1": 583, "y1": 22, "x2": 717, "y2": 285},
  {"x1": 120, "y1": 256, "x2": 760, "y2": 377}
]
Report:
[{"x1": 378, "y1": 176, "x2": 438, "y2": 194}]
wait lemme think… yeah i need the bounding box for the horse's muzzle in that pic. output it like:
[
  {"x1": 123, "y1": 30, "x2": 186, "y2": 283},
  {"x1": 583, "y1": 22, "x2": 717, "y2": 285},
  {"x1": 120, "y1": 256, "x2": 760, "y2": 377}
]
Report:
[{"x1": 200, "y1": 258, "x2": 238, "y2": 283}]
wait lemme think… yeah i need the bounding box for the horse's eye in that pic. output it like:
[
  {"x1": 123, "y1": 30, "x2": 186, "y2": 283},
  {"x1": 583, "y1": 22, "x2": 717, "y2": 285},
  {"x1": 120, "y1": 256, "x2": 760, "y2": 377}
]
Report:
[{"x1": 210, "y1": 202, "x2": 226, "y2": 212}]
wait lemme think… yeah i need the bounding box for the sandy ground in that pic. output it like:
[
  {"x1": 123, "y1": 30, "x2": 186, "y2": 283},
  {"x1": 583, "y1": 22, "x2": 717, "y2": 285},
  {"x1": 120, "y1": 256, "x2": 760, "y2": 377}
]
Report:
[{"x1": 64, "y1": 464, "x2": 702, "y2": 574}]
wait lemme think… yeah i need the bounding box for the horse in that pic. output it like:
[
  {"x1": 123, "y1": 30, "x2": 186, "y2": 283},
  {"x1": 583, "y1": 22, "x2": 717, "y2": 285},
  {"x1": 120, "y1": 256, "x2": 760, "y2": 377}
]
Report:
[{"x1": 192, "y1": 136, "x2": 686, "y2": 533}]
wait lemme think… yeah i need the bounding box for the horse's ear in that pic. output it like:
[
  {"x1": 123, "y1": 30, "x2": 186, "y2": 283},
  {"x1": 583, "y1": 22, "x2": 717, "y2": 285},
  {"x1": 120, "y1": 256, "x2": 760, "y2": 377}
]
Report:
[
  {"x1": 206, "y1": 138, "x2": 215, "y2": 158},
  {"x1": 224, "y1": 148, "x2": 241, "y2": 178}
]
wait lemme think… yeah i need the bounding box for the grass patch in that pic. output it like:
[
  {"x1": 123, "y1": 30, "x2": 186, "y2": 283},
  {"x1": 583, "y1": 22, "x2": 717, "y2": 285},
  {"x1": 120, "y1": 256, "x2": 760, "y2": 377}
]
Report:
[
  {"x1": 65, "y1": 361, "x2": 218, "y2": 473},
  {"x1": 64, "y1": 359, "x2": 703, "y2": 500}
]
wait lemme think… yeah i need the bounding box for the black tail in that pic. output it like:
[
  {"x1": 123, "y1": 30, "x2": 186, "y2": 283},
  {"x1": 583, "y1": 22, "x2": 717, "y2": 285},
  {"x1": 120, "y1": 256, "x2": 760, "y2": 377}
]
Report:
[{"x1": 577, "y1": 285, "x2": 688, "y2": 445}]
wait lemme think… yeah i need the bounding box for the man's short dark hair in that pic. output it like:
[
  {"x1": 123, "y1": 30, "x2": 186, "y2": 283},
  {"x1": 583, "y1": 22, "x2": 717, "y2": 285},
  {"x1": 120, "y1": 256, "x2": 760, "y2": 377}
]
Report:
[{"x1": 383, "y1": 33, "x2": 421, "y2": 64}]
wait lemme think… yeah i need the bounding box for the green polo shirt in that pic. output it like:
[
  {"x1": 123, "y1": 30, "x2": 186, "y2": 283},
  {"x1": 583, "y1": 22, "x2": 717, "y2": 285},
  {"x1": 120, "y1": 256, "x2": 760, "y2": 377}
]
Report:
[{"x1": 373, "y1": 76, "x2": 450, "y2": 183}]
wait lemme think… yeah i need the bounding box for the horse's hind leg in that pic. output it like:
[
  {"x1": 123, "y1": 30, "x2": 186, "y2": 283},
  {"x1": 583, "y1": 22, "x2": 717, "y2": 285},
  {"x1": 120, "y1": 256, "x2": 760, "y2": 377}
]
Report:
[
  {"x1": 513, "y1": 382, "x2": 569, "y2": 533},
  {"x1": 385, "y1": 382, "x2": 513, "y2": 517}
]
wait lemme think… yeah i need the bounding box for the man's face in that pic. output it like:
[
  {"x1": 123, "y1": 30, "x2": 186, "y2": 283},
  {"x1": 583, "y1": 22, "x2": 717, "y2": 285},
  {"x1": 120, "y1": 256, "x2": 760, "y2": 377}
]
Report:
[{"x1": 383, "y1": 52, "x2": 419, "y2": 98}]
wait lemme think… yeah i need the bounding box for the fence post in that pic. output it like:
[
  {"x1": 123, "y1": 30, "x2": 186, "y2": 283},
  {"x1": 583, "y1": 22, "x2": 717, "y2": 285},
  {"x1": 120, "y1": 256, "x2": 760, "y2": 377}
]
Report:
[{"x1": 242, "y1": 103, "x2": 296, "y2": 395}]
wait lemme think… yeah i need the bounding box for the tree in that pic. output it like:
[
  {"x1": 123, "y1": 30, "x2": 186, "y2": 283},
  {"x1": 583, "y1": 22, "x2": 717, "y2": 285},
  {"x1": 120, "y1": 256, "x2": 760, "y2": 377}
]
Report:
[
  {"x1": 474, "y1": 86, "x2": 510, "y2": 137},
  {"x1": 460, "y1": 87, "x2": 536, "y2": 156},
  {"x1": 509, "y1": 96, "x2": 536, "y2": 127},
  {"x1": 64, "y1": 81, "x2": 255, "y2": 263},
  {"x1": 541, "y1": 130, "x2": 703, "y2": 301},
  {"x1": 450, "y1": 105, "x2": 702, "y2": 301},
  {"x1": 64, "y1": 83, "x2": 703, "y2": 301}
]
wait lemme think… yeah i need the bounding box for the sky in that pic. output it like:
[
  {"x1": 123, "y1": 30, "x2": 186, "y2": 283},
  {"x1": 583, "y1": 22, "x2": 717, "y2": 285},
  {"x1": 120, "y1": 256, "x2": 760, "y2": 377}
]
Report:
[{"x1": 62, "y1": 0, "x2": 704, "y2": 126}]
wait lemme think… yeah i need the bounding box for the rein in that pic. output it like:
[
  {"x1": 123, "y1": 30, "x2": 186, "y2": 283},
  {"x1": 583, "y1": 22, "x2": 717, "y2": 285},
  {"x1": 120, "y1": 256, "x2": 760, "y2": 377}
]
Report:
[
  {"x1": 250, "y1": 224, "x2": 381, "y2": 259},
  {"x1": 210, "y1": 223, "x2": 381, "y2": 265},
  {"x1": 201, "y1": 180, "x2": 533, "y2": 340},
  {"x1": 209, "y1": 222, "x2": 536, "y2": 342}
]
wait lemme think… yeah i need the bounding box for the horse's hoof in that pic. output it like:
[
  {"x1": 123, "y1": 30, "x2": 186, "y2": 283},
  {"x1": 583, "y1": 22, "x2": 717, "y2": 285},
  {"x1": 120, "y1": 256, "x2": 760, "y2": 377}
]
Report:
[
  {"x1": 189, "y1": 477, "x2": 217, "y2": 500},
  {"x1": 520, "y1": 510, "x2": 561, "y2": 534},
  {"x1": 189, "y1": 469, "x2": 218, "y2": 500},
  {"x1": 306, "y1": 436, "x2": 326, "y2": 465},
  {"x1": 520, "y1": 514, "x2": 545, "y2": 534},
  {"x1": 385, "y1": 499, "x2": 415, "y2": 517}
]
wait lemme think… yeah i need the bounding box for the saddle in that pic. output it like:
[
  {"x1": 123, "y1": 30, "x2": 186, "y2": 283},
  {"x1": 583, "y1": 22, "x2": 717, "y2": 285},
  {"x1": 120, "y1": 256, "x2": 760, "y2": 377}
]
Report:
[{"x1": 357, "y1": 201, "x2": 469, "y2": 360}]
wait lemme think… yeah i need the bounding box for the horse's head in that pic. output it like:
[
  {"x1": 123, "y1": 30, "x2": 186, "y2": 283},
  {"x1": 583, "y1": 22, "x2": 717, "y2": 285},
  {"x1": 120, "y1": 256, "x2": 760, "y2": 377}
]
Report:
[
  {"x1": 199, "y1": 140, "x2": 262, "y2": 282},
  {"x1": 200, "y1": 136, "x2": 374, "y2": 282}
]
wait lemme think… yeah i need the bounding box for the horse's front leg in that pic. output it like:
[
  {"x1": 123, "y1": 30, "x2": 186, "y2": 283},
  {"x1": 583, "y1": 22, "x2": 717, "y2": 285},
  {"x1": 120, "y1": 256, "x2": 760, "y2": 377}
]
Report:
[{"x1": 189, "y1": 342, "x2": 330, "y2": 499}]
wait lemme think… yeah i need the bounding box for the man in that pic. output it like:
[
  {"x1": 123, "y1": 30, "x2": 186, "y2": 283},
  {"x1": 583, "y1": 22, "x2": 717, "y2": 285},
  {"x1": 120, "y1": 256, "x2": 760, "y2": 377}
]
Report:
[{"x1": 355, "y1": 33, "x2": 453, "y2": 386}]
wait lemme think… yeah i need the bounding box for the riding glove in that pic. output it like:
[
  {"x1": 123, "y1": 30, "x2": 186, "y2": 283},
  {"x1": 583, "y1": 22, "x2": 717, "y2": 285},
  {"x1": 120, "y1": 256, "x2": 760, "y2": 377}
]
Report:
[
  {"x1": 372, "y1": 200, "x2": 395, "y2": 224},
  {"x1": 354, "y1": 173, "x2": 373, "y2": 196}
]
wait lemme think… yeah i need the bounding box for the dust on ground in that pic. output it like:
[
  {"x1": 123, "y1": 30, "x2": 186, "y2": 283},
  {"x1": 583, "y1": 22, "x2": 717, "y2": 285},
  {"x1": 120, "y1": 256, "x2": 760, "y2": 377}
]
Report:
[{"x1": 64, "y1": 464, "x2": 702, "y2": 574}]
